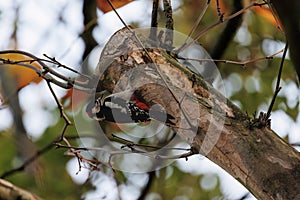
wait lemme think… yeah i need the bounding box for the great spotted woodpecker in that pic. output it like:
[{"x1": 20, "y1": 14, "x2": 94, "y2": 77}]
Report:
[{"x1": 86, "y1": 91, "x2": 175, "y2": 126}]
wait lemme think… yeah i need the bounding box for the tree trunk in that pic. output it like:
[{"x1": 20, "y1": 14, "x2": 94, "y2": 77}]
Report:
[{"x1": 93, "y1": 27, "x2": 300, "y2": 199}]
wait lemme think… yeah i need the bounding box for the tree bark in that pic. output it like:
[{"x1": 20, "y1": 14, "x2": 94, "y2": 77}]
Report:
[
  {"x1": 93, "y1": 27, "x2": 300, "y2": 199},
  {"x1": 194, "y1": 114, "x2": 300, "y2": 200}
]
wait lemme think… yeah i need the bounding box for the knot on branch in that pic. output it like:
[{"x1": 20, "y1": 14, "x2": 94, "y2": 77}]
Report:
[{"x1": 248, "y1": 112, "x2": 271, "y2": 130}]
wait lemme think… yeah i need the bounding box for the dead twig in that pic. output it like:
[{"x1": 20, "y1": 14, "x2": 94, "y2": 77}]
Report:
[
  {"x1": 177, "y1": 47, "x2": 284, "y2": 67},
  {"x1": 248, "y1": 43, "x2": 288, "y2": 129},
  {"x1": 43, "y1": 54, "x2": 91, "y2": 79},
  {"x1": 266, "y1": 42, "x2": 288, "y2": 119},
  {"x1": 176, "y1": 1, "x2": 268, "y2": 53},
  {"x1": 46, "y1": 81, "x2": 72, "y2": 133},
  {"x1": 0, "y1": 50, "x2": 92, "y2": 90}
]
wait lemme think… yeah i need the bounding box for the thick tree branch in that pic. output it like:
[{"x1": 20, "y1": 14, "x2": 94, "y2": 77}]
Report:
[{"x1": 94, "y1": 27, "x2": 300, "y2": 199}]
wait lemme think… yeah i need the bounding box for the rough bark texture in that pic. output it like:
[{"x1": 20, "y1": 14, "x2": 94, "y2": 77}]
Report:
[
  {"x1": 195, "y1": 118, "x2": 300, "y2": 200},
  {"x1": 94, "y1": 27, "x2": 300, "y2": 199}
]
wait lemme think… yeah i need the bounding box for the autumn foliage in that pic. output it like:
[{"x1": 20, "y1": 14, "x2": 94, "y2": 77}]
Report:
[
  {"x1": 0, "y1": 53, "x2": 43, "y2": 89},
  {"x1": 97, "y1": 0, "x2": 133, "y2": 13}
]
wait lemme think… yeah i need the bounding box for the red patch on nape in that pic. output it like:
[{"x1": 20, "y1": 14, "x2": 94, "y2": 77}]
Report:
[
  {"x1": 135, "y1": 101, "x2": 150, "y2": 110},
  {"x1": 130, "y1": 94, "x2": 150, "y2": 110}
]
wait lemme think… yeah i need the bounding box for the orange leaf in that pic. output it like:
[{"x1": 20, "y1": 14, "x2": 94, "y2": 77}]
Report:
[
  {"x1": 0, "y1": 53, "x2": 43, "y2": 89},
  {"x1": 253, "y1": 6, "x2": 283, "y2": 30},
  {"x1": 97, "y1": 0, "x2": 133, "y2": 13}
]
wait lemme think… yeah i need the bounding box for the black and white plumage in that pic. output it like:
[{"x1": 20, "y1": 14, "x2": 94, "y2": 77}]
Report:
[{"x1": 86, "y1": 91, "x2": 175, "y2": 126}]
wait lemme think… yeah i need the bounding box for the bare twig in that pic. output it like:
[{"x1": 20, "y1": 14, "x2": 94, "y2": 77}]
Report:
[
  {"x1": 55, "y1": 135, "x2": 195, "y2": 172},
  {"x1": 0, "y1": 50, "x2": 69, "y2": 82},
  {"x1": 177, "y1": 47, "x2": 284, "y2": 67},
  {"x1": 56, "y1": 140, "x2": 101, "y2": 172},
  {"x1": 176, "y1": 1, "x2": 267, "y2": 53},
  {"x1": 43, "y1": 54, "x2": 91, "y2": 79},
  {"x1": 266, "y1": 42, "x2": 288, "y2": 119},
  {"x1": 210, "y1": 0, "x2": 243, "y2": 64},
  {"x1": 106, "y1": 0, "x2": 130, "y2": 30},
  {"x1": 248, "y1": 43, "x2": 288, "y2": 129},
  {"x1": 0, "y1": 50, "x2": 93, "y2": 91},
  {"x1": 46, "y1": 81, "x2": 72, "y2": 130},
  {"x1": 185, "y1": 0, "x2": 210, "y2": 41},
  {"x1": 112, "y1": 134, "x2": 190, "y2": 151}
]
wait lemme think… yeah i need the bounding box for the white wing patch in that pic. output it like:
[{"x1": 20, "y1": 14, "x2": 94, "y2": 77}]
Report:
[{"x1": 104, "y1": 102, "x2": 128, "y2": 114}]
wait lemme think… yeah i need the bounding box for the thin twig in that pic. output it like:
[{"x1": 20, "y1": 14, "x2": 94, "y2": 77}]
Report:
[
  {"x1": 106, "y1": 0, "x2": 130, "y2": 30},
  {"x1": 177, "y1": 47, "x2": 284, "y2": 67},
  {"x1": 55, "y1": 136, "x2": 195, "y2": 170},
  {"x1": 57, "y1": 140, "x2": 102, "y2": 172},
  {"x1": 0, "y1": 59, "x2": 71, "y2": 89},
  {"x1": 43, "y1": 54, "x2": 91, "y2": 79},
  {"x1": 46, "y1": 81, "x2": 72, "y2": 133},
  {"x1": 112, "y1": 134, "x2": 190, "y2": 151},
  {"x1": 176, "y1": 1, "x2": 267, "y2": 53},
  {"x1": 0, "y1": 50, "x2": 77, "y2": 88},
  {"x1": 184, "y1": 0, "x2": 210, "y2": 42},
  {"x1": 266, "y1": 42, "x2": 288, "y2": 119},
  {"x1": 0, "y1": 50, "x2": 95, "y2": 91}
]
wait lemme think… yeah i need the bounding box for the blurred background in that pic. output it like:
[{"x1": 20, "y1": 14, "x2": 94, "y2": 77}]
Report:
[{"x1": 0, "y1": 0, "x2": 299, "y2": 199}]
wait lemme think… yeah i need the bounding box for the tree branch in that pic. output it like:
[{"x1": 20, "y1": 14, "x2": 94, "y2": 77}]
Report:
[
  {"x1": 94, "y1": 27, "x2": 300, "y2": 199},
  {"x1": 0, "y1": 179, "x2": 43, "y2": 200}
]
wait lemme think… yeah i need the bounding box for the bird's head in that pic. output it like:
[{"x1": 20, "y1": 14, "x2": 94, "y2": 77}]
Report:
[{"x1": 85, "y1": 91, "x2": 110, "y2": 120}]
